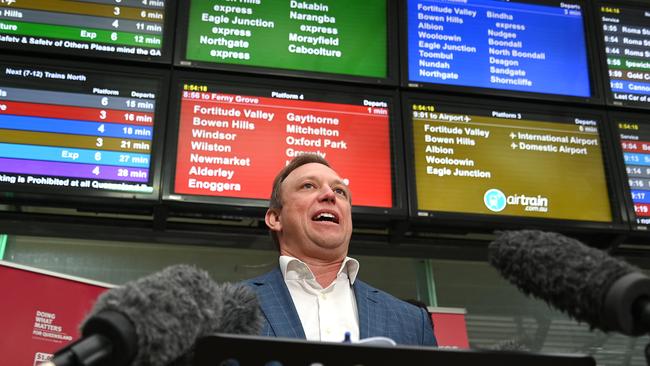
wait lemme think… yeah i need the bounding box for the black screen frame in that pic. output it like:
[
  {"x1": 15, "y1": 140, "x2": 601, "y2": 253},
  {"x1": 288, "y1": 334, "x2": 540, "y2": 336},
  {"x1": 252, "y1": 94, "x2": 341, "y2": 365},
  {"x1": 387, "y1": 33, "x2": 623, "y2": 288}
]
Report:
[
  {"x1": 398, "y1": 0, "x2": 605, "y2": 106},
  {"x1": 0, "y1": 0, "x2": 177, "y2": 65},
  {"x1": 162, "y1": 70, "x2": 407, "y2": 221},
  {"x1": 173, "y1": 0, "x2": 399, "y2": 86},
  {"x1": 0, "y1": 55, "x2": 169, "y2": 209},
  {"x1": 401, "y1": 92, "x2": 627, "y2": 232}
]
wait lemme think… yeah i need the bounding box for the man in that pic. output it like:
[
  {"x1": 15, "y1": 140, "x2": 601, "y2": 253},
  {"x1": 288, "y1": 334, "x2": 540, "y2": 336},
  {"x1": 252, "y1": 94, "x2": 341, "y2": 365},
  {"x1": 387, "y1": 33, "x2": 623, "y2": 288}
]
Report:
[{"x1": 246, "y1": 154, "x2": 437, "y2": 346}]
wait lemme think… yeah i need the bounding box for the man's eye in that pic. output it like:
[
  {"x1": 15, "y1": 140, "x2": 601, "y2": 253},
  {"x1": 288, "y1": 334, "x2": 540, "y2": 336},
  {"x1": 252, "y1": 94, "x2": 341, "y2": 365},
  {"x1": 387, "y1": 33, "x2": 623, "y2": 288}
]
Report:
[
  {"x1": 334, "y1": 188, "x2": 347, "y2": 197},
  {"x1": 303, "y1": 183, "x2": 315, "y2": 189}
]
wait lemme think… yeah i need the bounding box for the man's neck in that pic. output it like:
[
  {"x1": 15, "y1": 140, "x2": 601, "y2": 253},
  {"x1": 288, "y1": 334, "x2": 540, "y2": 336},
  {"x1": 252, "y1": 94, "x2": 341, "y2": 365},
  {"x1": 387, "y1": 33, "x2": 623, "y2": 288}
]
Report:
[
  {"x1": 281, "y1": 251, "x2": 345, "y2": 287},
  {"x1": 306, "y1": 260, "x2": 344, "y2": 288}
]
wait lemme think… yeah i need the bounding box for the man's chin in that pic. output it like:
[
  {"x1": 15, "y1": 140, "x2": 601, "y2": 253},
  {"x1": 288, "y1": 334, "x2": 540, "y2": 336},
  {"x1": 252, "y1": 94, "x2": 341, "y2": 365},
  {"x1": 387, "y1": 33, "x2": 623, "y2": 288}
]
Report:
[{"x1": 313, "y1": 238, "x2": 349, "y2": 254}]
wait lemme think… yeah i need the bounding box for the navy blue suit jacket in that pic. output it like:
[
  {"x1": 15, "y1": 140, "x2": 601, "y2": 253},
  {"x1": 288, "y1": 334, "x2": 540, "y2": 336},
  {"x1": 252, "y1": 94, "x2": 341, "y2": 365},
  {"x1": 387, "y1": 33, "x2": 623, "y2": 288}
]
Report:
[{"x1": 245, "y1": 267, "x2": 437, "y2": 346}]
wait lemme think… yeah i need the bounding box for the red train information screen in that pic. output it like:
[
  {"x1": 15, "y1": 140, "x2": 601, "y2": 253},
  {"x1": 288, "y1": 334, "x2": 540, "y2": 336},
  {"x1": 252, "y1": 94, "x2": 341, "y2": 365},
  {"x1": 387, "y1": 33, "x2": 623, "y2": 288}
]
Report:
[{"x1": 168, "y1": 79, "x2": 395, "y2": 208}]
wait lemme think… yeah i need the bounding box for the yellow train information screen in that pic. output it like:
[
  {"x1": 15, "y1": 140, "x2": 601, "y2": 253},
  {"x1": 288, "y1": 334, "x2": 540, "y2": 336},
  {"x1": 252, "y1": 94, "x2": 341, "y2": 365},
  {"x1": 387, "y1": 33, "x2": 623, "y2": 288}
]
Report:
[{"x1": 409, "y1": 100, "x2": 612, "y2": 222}]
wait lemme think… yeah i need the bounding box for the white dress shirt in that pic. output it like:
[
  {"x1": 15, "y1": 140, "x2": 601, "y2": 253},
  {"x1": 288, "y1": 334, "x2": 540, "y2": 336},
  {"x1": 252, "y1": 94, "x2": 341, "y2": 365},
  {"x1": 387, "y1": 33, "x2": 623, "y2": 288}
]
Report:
[{"x1": 279, "y1": 255, "x2": 360, "y2": 342}]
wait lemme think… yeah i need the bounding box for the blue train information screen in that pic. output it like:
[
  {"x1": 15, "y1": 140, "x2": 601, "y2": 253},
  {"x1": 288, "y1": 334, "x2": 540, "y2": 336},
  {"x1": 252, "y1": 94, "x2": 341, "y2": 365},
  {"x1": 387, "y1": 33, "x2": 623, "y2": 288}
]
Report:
[{"x1": 406, "y1": 0, "x2": 591, "y2": 97}]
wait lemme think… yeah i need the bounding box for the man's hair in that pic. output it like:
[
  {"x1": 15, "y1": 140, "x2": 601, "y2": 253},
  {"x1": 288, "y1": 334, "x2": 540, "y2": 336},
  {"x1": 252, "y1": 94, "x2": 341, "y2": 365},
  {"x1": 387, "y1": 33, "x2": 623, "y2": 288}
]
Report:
[{"x1": 267, "y1": 154, "x2": 330, "y2": 248}]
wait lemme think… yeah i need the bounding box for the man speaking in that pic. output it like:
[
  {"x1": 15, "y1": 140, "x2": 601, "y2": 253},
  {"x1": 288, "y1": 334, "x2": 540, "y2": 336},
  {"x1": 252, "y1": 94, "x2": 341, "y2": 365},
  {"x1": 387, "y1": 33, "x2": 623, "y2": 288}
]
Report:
[{"x1": 246, "y1": 154, "x2": 437, "y2": 345}]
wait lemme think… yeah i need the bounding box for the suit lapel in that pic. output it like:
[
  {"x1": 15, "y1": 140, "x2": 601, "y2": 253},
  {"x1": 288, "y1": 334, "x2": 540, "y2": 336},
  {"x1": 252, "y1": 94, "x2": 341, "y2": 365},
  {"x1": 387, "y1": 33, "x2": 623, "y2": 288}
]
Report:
[
  {"x1": 354, "y1": 280, "x2": 385, "y2": 339},
  {"x1": 250, "y1": 267, "x2": 306, "y2": 339}
]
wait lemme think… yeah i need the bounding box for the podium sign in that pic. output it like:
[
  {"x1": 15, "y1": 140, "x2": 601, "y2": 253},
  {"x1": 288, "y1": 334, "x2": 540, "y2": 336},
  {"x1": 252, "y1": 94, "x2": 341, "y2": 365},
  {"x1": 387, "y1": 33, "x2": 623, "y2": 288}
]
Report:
[
  {"x1": 430, "y1": 306, "x2": 470, "y2": 349},
  {"x1": 0, "y1": 261, "x2": 111, "y2": 366}
]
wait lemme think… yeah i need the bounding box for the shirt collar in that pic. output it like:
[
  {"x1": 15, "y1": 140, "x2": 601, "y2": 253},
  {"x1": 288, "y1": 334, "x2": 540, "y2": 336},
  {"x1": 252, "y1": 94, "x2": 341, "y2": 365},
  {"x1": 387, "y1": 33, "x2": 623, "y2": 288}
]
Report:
[{"x1": 279, "y1": 255, "x2": 360, "y2": 284}]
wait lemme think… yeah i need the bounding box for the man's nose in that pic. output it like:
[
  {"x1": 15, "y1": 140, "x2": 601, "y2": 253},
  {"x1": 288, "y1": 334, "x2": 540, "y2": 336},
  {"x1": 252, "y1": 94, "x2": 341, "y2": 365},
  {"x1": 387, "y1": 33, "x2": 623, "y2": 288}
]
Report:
[{"x1": 318, "y1": 186, "x2": 336, "y2": 203}]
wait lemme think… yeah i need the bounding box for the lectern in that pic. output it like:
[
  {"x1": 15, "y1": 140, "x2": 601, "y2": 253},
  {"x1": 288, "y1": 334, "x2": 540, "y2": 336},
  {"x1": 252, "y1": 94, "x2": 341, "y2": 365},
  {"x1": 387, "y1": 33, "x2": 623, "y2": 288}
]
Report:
[{"x1": 193, "y1": 333, "x2": 596, "y2": 366}]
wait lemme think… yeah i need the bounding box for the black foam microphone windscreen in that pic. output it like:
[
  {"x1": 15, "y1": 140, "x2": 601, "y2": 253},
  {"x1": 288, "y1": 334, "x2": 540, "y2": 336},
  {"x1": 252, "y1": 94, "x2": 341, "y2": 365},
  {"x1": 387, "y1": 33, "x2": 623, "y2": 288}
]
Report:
[
  {"x1": 47, "y1": 264, "x2": 262, "y2": 366},
  {"x1": 217, "y1": 282, "x2": 264, "y2": 335},
  {"x1": 488, "y1": 230, "x2": 650, "y2": 335}
]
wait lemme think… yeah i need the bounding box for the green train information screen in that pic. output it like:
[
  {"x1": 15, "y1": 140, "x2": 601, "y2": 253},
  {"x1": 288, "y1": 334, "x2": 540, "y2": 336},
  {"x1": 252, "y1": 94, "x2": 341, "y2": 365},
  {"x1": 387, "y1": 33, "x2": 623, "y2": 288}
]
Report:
[{"x1": 180, "y1": 0, "x2": 388, "y2": 79}]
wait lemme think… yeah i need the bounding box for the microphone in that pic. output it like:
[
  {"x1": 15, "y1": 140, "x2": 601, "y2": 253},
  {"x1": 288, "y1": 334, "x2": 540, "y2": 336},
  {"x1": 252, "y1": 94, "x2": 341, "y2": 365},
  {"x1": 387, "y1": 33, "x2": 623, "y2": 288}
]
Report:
[
  {"x1": 488, "y1": 230, "x2": 650, "y2": 336},
  {"x1": 43, "y1": 264, "x2": 262, "y2": 366}
]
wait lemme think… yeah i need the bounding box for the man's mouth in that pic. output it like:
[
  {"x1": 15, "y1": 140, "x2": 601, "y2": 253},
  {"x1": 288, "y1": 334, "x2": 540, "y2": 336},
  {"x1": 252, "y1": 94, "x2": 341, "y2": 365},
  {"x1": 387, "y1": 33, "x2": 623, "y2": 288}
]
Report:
[{"x1": 312, "y1": 211, "x2": 339, "y2": 224}]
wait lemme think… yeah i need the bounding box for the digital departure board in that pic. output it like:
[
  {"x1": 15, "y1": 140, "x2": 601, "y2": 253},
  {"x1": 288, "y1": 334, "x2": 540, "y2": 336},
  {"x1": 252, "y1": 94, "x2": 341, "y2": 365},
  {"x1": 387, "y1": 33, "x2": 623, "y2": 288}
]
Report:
[
  {"x1": 175, "y1": 0, "x2": 396, "y2": 84},
  {"x1": 613, "y1": 112, "x2": 650, "y2": 229},
  {"x1": 164, "y1": 73, "x2": 403, "y2": 213},
  {"x1": 0, "y1": 57, "x2": 166, "y2": 201},
  {"x1": 403, "y1": 0, "x2": 593, "y2": 100},
  {"x1": 0, "y1": 0, "x2": 174, "y2": 63},
  {"x1": 404, "y1": 94, "x2": 614, "y2": 224},
  {"x1": 599, "y1": 2, "x2": 650, "y2": 109}
]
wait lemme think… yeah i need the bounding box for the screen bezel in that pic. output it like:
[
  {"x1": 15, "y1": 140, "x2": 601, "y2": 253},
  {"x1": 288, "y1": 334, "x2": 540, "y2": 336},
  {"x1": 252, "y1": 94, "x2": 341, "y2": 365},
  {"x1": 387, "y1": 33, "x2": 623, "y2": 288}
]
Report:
[
  {"x1": 0, "y1": 55, "x2": 169, "y2": 207},
  {"x1": 398, "y1": 0, "x2": 605, "y2": 106},
  {"x1": 0, "y1": 0, "x2": 177, "y2": 65},
  {"x1": 162, "y1": 70, "x2": 407, "y2": 220},
  {"x1": 401, "y1": 91, "x2": 627, "y2": 231},
  {"x1": 594, "y1": 0, "x2": 650, "y2": 111},
  {"x1": 173, "y1": 0, "x2": 399, "y2": 86}
]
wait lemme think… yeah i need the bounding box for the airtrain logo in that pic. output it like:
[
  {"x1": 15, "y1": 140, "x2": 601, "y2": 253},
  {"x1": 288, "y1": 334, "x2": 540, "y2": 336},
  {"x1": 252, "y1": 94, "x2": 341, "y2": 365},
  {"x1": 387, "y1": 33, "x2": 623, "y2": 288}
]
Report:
[
  {"x1": 484, "y1": 189, "x2": 549, "y2": 212},
  {"x1": 484, "y1": 189, "x2": 507, "y2": 212}
]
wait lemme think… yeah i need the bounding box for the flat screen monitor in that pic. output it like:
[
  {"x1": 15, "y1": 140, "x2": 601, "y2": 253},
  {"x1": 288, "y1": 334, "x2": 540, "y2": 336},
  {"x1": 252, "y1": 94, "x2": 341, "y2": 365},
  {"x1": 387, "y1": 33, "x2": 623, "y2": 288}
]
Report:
[
  {"x1": 610, "y1": 111, "x2": 650, "y2": 231},
  {"x1": 174, "y1": 0, "x2": 398, "y2": 85},
  {"x1": 0, "y1": 0, "x2": 175, "y2": 63},
  {"x1": 401, "y1": 0, "x2": 601, "y2": 103},
  {"x1": 163, "y1": 72, "x2": 405, "y2": 218},
  {"x1": 596, "y1": 1, "x2": 650, "y2": 110},
  {"x1": 403, "y1": 93, "x2": 622, "y2": 229},
  {"x1": 0, "y1": 56, "x2": 167, "y2": 205}
]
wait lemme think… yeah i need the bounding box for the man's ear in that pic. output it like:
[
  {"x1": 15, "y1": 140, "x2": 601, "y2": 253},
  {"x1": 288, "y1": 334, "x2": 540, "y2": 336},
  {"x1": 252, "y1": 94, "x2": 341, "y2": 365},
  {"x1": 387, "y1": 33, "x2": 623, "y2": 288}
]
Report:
[{"x1": 265, "y1": 208, "x2": 282, "y2": 232}]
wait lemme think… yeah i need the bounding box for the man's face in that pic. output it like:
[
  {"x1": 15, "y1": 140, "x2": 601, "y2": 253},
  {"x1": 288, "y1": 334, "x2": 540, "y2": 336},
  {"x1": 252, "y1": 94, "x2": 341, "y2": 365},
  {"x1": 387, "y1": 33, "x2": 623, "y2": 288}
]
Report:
[{"x1": 266, "y1": 163, "x2": 353, "y2": 261}]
